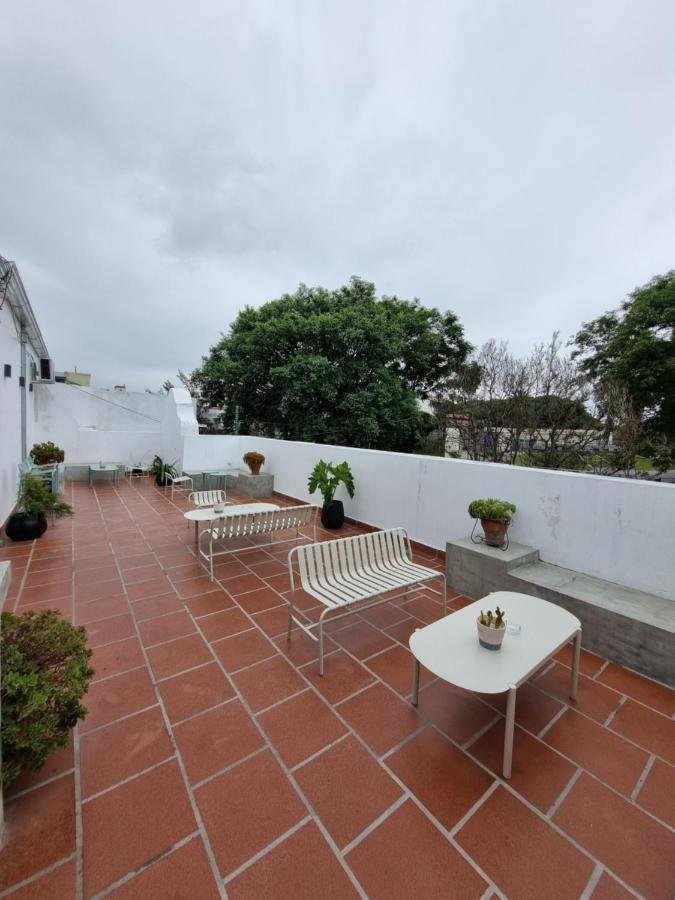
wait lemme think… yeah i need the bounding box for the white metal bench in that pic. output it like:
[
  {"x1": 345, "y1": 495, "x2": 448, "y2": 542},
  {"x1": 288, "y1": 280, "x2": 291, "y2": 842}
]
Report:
[
  {"x1": 189, "y1": 489, "x2": 229, "y2": 508},
  {"x1": 199, "y1": 504, "x2": 316, "y2": 580},
  {"x1": 287, "y1": 527, "x2": 447, "y2": 674}
]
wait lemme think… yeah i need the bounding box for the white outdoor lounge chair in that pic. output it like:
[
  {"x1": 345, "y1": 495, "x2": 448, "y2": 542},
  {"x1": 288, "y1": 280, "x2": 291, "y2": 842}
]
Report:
[
  {"x1": 287, "y1": 527, "x2": 446, "y2": 674},
  {"x1": 166, "y1": 471, "x2": 194, "y2": 499}
]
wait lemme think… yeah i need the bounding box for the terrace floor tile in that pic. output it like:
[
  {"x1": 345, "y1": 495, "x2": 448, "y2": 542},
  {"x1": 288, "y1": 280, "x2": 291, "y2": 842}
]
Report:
[
  {"x1": 337, "y1": 682, "x2": 422, "y2": 756},
  {"x1": 258, "y1": 689, "x2": 347, "y2": 768},
  {"x1": 158, "y1": 662, "x2": 235, "y2": 724},
  {"x1": 107, "y1": 837, "x2": 219, "y2": 899}
]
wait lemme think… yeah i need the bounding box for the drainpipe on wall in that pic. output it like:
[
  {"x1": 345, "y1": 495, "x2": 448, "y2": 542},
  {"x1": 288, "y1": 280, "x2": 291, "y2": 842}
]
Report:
[{"x1": 20, "y1": 326, "x2": 27, "y2": 459}]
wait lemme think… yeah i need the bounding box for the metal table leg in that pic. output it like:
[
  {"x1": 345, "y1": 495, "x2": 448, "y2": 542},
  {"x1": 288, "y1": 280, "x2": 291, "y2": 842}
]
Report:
[
  {"x1": 570, "y1": 629, "x2": 582, "y2": 700},
  {"x1": 503, "y1": 685, "x2": 517, "y2": 778},
  {"x1": 411, "y1": 657, "x2": 420, "y2": 706}
]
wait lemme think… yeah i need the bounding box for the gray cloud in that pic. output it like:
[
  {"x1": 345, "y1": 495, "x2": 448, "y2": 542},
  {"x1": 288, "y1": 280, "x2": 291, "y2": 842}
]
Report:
[{"x1": 1, "y1": 0, "x2": 674, "y2": 390}]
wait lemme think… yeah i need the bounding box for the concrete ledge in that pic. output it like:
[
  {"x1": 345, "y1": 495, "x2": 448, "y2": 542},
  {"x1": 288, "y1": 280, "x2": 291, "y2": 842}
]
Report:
[
  {"x1": 230, "y1": 472, "x2": 274, "y2": 498},
  {"x1": 447, "y1": 538, "x2": 675, "y2": 686}
]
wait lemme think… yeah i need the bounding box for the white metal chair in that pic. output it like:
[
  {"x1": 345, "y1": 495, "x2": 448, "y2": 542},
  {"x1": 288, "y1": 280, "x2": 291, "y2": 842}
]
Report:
[
  {"x1": 189, "y1": 489, "x2": 228, "y2": 508},
  {"x1": 166, "y1": 471, "x2": 194, "y2": 499},
  {"x1": 287, "y1": 527, "x2": 446, "y2": 674}
]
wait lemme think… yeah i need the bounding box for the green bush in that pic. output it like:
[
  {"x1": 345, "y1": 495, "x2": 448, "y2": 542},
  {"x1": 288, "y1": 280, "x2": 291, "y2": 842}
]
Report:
[
  {"x1": 468, "y1": 498, "x2": 516, "y2": 523},
  {"x1": 1, "y1": 610, "x2": 93, "y2": 787},
  {"x1": 17, "y1": 475, "x2": 73, "y2": 519},
  {"x1": 30, "y1": 442, "x2": 65, "y2": 464}
]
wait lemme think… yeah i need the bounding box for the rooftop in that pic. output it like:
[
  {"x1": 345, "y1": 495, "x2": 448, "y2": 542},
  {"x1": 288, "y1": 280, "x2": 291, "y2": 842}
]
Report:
[{"x1": 1, "y1": 479, "x2": 673, "y2": 898}]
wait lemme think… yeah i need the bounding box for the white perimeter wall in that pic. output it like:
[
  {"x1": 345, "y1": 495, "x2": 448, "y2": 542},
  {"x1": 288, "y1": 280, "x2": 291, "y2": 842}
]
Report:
[
  {"x1": 0, "y1": 306, "x2": 41, "y2": 525},
  {"x1": 32, "y1": 385, "x2": 198, "y2": 471},
  {"x1": 183, "y1": 434, "x2": 675, "y2": 601}
]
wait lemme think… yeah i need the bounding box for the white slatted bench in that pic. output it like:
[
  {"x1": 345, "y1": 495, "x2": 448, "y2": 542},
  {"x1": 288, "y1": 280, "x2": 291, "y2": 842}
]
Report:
[
  {"x1": 287, "y1": 528, "x2": 447, "y2": 674},
  {"x1": 189, "y1": 489, "x2": 229, "y2": 508},
  {"x1": 199, "y1": 504, "x2": 315, "y2": 580}
]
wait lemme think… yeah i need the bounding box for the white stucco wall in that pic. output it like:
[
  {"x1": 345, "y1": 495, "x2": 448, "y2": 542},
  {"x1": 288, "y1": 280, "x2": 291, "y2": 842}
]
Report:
[
  {"x1": 32, "y1": 384, "x2": 167, "y2": 468},
  {"x1": 182, "y1": 434, "x2": 674, "y2": 601},
  {"x1": 0, "y1": 305, "x2": 41, "y2": 525}
]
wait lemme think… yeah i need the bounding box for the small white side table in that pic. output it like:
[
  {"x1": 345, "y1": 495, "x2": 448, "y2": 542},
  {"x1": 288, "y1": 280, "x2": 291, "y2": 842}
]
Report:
[{"x1": 409, "y1": 591, "x2": 581, "y2": 778}]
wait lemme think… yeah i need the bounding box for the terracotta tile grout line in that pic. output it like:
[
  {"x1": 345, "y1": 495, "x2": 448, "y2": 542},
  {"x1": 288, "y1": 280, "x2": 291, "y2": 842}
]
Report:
[
  {"x1": 191, "y1": 746, "x2": 269, "y2": 792},
  {"x1": 289, "y1": 732, "x2": 352, "y2": 774},
  {"x1": 221, "y1": 816, "x2": 314, "y2": 888},
  {"x1": 536, "y1": 703, "x2": 569, "y2": 739},
  {"x1": 603, "y1": 694, "x2": 627, "y2": 728},
  {"x1": 449, "y1": 780, "x2": 502, "y2": 839},
  {"x1": 88, "y1": 485, "x2": 228, "y2": 900},
  {"x1": 0, "y1": 853, "x2": 77, "y2": 899},
  {"x1": 5, "y1": 766, "x2": 77, "y2": 802},
  {"x1": 579, "y1": 863, "x2": 605, "y2": 900},
  {"x1": 461, "y1": 713, "x2": 504, "y2": 751},
  {"x1": 545, "y1": 767, "x2": 584, "y2": 819},
  {"x1": 90, "y1": 663, "x2": 148, "y2": 686},
  {"x1": 92, "y1": 832, "x2": 202, "y2": 900},
  {"x1": 630, "y1": 754, "x2": 656, "y2": 803},
  {"x1": 79, "y1": 702, "x2": 161, "y2": 737},
  {"x1": 339, "y1": 794, "x2": 409, "y2": 857},
  {"x1": 80, "y1": 755, "x2": 177, "y2": 806},
  {"x1": 169, "y1": 697, "x2": 237, "y2": 728}
]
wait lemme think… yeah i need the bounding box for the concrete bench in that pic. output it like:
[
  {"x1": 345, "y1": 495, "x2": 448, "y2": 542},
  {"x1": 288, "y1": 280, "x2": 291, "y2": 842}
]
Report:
[{"x1": 288, "y1": 527, "x2": 447, "y2": 674}]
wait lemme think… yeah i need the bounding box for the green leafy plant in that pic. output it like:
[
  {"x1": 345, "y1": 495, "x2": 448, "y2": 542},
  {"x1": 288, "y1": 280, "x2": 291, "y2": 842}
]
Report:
[
  {"x1": 30, "y1": 442, "x2": 65, "y2": 464},
  {"x1": 17, "y1": 475, "x2": 73, "y2": 519},
  {"x1": 150, "y1": 455, "x2": 177, "y2": 484},
  {"x1": 1, "y1": 609, "x2": 93, "y2": 786},
  {"x1": 479, "y1": 606, "x2": 506, "y2": 628},
  {"x1": 308, "y1": 460, "x2": 355, "y2": 508},
  {"x1": 468, "y1": 498, "x2": 516, "y2": 523}
]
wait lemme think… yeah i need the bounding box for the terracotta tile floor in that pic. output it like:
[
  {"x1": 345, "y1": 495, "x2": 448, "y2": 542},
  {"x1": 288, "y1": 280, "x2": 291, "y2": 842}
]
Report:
[{"x1": 1, "y1": 478, "x2": 674, "y2": 899}]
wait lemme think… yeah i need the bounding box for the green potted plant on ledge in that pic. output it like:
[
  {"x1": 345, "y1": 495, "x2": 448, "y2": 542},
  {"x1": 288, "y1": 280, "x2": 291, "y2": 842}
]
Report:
[
  {"x1": 468, "y1": 498, "x2": 516, "y2": 549},
  {"x1": 5, "y1": 475, "x2": 73, "y2": 542},
  {"x1": 308, "y1": 460, "x2": 355, "y2": 529},
  {"x1": 150, "y1": 455, "x2": 177, "y2": 487},
  {"x1": 30, "y1": 442, "x2": 65, "y2": 464}
]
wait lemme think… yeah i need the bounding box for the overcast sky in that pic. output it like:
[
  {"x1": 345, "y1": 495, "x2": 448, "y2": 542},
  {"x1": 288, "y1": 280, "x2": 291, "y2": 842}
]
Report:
[{"x1": 1, "y1": 1, "x2": 674, "y2": 390}]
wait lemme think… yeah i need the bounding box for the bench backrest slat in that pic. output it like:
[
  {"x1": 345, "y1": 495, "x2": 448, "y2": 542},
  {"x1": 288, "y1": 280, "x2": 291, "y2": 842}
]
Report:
[{"x1": 208, "y1": 505, "x2": 313, "y2": 540}]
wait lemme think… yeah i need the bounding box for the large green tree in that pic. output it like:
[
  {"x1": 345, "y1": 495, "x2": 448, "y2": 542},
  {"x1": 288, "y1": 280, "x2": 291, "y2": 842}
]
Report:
[
  {"x1": 194, "y1": 277, "x2": 471, "y2": 450},
  {"x1": 572, "y1": 272, "x2": 675, "y2": 442}
]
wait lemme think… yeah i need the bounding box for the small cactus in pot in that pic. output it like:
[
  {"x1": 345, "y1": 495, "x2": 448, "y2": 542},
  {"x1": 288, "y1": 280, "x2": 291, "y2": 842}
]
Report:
[{"x1": 477, "y1": 605, "x2": 506, "y2": 650}]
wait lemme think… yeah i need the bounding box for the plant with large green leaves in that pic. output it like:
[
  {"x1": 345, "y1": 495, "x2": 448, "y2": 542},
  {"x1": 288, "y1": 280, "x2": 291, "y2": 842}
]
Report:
[
  {"x1": 17, "y1": 474, "x2": 72, "y2": 518},
  {"x1": 192, "y1": 277, "x2": 471, "y2": 451},
  {"x1": 308, "y1": 460, "x2": 355, "y2": 508},
  {"x1": 1, "y1": 609, "x2": 93, "y2": 786},
  {"x1": 150, "y1": 455, "x2": 177, "y2": 485}
]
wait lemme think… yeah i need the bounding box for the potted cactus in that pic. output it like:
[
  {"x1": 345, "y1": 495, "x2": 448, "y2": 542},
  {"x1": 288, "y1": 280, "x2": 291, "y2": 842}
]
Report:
[
  {"x1": 468, "y1": 498, "x2": 516, "y2": 549},
  {"x1": 243, "y1": 451, "x2": 265, "y2": 475},
  {"x1": 477, "y1": 606, "x2": 506, "y2": 650}
]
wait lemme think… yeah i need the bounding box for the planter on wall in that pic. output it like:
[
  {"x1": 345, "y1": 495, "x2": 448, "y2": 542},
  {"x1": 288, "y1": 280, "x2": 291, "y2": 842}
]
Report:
[
  {"x1": 321, "y1": 500, "x2": 345, "y2": 529},
  {"x1": 480, "y1": 518, "x2": 509, "y2": 548},
  {"x1": 5, "y1": 513, "x2": 48, "y2": 542}
]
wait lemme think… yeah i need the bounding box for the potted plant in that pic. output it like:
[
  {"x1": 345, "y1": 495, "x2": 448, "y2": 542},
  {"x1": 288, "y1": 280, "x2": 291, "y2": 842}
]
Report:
[
  {"x1": 477, "y1": 606, "x2": 507, "y2": 650},
  {"x1": 1, "y1": 609, "x2": 93, "y2": 786},
  {"x1": 468, "y1": 498, "x2": 516, "y2": 549},
  {"x1": 30, "y1": 441, "x2": 65, "y2": 464},
  {"x1": 308, "y1": 460, "x2": 355, "y2": 529},
  {"x1": 5, "y1": 475, "x2": 73, "y2": 542},
  {"x1": 243, "y1": 451, "x2": 265, "y2": 475},
  {"x1": 150, "y1": 455, "x2": 177, "y2": 487}
]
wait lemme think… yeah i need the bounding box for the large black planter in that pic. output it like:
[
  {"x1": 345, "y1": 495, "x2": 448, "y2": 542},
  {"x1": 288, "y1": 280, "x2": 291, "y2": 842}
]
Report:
[
  {"x1": 320, "y1": 500, "x2": 345, "y2": 529},
  {"x1": 5, "y1": 512, "x2": 48, "y2": 542}
]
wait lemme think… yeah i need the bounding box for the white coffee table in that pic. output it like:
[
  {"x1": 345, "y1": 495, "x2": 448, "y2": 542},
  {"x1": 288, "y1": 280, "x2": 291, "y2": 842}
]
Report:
[
  {"x1": 183, "y1": 502, "x2": 280, "y2": 542},
  {"x1": 409, "y1": 590, "x2": 581, "y2": 778}
]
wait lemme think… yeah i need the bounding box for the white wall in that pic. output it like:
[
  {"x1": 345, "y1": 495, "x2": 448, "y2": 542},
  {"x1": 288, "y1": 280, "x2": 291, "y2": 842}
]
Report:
[
  {"x1": 161, "y1": 388, "x2": 199, "y2": 471},
  {"x1": 0, "y1": 307, "x2": 41, "y2": 525},
  {"x1": 183, "y1": 434, "x2": 674, "y2": 601},
  {"x1": 33, "y1": 384, "x2": 167, "y2": 468}
]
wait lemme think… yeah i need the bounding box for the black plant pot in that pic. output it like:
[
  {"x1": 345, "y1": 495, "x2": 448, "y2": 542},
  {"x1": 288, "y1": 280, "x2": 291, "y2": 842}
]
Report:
[
  {"x1": 321, "y1": 500, "x2": 345, "y2": 529},
  {"x1": 155, "y1": 475, "x2": 168, "y2": 487},
  {"x1": 5, "y1": 512, "x2": 48, "y2": 542}
]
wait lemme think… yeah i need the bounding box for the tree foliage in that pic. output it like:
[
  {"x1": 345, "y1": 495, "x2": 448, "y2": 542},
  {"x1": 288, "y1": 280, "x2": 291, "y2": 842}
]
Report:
[
  {"x1": 193, "y1": 277, "x2": 471, "y2": 451},
  {"x1": 1, "y1": 610, "x2": 93, "y2": 786},
  {"x1": 572, "y1": 272, "x2": 675, "y2": 441}
]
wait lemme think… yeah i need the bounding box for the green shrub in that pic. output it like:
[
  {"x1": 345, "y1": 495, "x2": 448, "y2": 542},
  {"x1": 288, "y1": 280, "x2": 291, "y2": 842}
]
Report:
[
  {"x1": 30, "y1": 442, "x2": 65, "y2": 464},
  {"x1": 468, "y1": 498, "x2": 516, "y2": 523},
  {"x1": 1, "y1": 610, "x2": 93, "y2": 787},
  {"x1": 17, "y1": 475, "x2": 73, "y2": 519}
]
